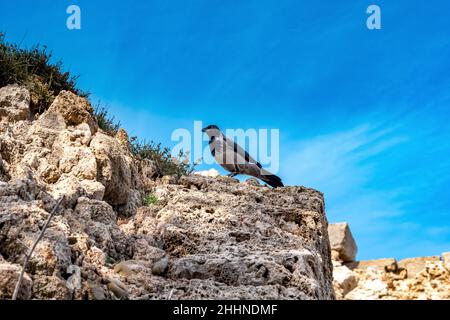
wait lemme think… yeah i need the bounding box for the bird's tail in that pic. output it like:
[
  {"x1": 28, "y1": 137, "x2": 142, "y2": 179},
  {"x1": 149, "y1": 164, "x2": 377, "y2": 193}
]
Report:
[{"x1": 259, "y1": 171, "x2": 284, "y2": 188}]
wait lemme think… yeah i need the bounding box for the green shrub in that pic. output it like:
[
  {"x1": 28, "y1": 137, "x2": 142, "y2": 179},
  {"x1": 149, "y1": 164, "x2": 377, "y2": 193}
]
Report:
[
  {"x1": 0, "y1": 32, "x2": 87, "y2": 112},
  {"x1": 130, "y1": 137, "x2": 196, "y2": 178},
  {"x1": 0, "y1": 33, "x2": 197, "y2": 178},
  {"x1": 93, "y1": 103, "x2": 121, "y2": 136}
]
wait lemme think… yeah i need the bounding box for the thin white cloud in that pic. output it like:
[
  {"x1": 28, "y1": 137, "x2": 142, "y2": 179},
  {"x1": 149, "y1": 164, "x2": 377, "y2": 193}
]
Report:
[
  {"x1": 282, "y1": 123, "x2": 408, "y2": 194},
  {"x1": 281, "y1": 122, "x2": 411, "y2": 259}
]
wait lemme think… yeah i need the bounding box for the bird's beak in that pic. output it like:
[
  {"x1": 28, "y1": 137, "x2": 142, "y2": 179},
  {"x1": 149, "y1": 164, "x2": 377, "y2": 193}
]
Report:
[{"x1": 201, "y1": 127, "x2": 207, "y2": 133}]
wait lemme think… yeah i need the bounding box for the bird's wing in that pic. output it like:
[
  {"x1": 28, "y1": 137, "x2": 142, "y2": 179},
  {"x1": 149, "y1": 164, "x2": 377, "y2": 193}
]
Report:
[
  {"x1": 208, "y1": 136, "x2": 217, "y2": 156},
  {"x1": 223, "y1": 136, "x2": 262, "y2": 168}
]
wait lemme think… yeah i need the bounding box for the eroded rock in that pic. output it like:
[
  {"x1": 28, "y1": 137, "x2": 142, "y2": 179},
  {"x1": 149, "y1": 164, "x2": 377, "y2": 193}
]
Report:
[
  {"x1": 0, "y1": 85, "x2": 30, "y2": 122},
  {"x1": 331, "y1": 224, "x2": 450, "y2": 300},
  {"x1": 0, "y1": 85, "x2": 335, "y2": 300},
  {"x1": 333, "y1": 265, "x2": 358, "y2": 299},
  {"x1": 0, "y1": 263, "x2": 32, "y2": 300},
  {"x1": 328, "y1": 222, "x2": 357, "y2": 263},
  {"x1": 398, "y1": 256, "x2": 441, "y2": 278},
  {"x1": 48, "y1": 90, "x2": 97, "y2": 133},
  {"x1": 90, "y1": 133, "x2": 132, "y2": 206}
]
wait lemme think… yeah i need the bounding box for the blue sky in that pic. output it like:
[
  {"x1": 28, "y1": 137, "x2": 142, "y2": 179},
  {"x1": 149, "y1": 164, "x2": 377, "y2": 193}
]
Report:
[{"x1": 1, "y1": 1, "x2": 449, "y2": 260}]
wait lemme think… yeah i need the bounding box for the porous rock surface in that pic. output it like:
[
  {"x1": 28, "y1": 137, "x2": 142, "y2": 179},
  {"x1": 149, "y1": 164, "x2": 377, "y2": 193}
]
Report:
[
  {"x1": 330, "y1": 223, "x2": 450, "y2": 300},
  {"x1": 0, "y1": 85, "x2": 335, "y2": 300}
]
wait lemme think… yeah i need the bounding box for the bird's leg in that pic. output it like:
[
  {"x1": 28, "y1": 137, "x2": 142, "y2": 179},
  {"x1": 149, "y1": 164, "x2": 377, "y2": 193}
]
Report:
[{"x1": 227, "y1": 172, "x2": 238, "y2": 178}]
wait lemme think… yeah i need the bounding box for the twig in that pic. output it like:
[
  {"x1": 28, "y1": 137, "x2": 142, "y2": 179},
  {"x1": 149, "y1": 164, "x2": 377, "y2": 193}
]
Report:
[
  {"x1": 167, "y1": 288, "x2": 174, "y2": 300},
  {"x1": 12, "y1": 196, "x2": 64, "y2": 300}
]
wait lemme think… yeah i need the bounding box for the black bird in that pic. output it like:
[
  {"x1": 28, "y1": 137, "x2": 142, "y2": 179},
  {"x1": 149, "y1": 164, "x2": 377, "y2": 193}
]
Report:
[{"x1": 202, "y1": 125, "x2": 284, "y2": 188}]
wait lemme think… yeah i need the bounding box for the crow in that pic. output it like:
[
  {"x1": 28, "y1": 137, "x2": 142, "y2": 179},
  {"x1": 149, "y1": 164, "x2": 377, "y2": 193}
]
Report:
[{"x1": 202, "y1": 125, "x2": 284, "y2": 188}]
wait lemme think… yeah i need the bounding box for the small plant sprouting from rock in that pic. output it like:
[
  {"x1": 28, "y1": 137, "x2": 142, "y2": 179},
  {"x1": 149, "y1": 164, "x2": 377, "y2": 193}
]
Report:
[
  {"x1": 143, "y1": 192, "x2": 159, "y2": 206},
  {"x1": 91, "y1": 107, "x2": 197, "y2": 176},
  {"x1": 130, "y1": 137, "x2": 197, "y2": 178},
  {"x1": 93, "y1": 103, "x2": 121, "y2": 136}
]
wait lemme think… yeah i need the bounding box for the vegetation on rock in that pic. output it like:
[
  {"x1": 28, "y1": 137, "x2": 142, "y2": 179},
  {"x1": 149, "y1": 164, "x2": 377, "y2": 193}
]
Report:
[
  {"x1": 0, "y1": 33, "x2": 195, "y2": 177},
  {"x1": 0, "y1": 32, "x2": 86, "y2": 113},
  {"x1": 143, "y1": 192, "x2": 159, "y2": 206},
  {"x1": 130, "y1": 138, "x2": 196, "y2": 178}
]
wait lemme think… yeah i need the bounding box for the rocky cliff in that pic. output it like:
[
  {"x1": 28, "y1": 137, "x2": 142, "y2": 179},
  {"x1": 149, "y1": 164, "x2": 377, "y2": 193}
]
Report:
[
  {"x1": 330, "y1": 223, "x2": 450, "y2": 300},
  {"x1": 0, "y1": 84, "x2": 335, "y2": 300}
]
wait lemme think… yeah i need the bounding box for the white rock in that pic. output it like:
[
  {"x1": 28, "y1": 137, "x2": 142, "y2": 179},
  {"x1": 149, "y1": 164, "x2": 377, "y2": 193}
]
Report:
[
  {"x1": 333, "y1": 265, "x2": 358, "y2": 298},
  {"x1": 66, "y1": 265, "x2": 81, "y2": 291}
]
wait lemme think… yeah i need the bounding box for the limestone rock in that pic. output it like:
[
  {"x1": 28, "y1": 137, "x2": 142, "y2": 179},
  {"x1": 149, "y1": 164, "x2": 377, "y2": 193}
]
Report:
[
  {"x1": 48, "y1": 90, "x2": 97, "y2": 133},
  {"x1": 0, "y1": 84, "x2": 336, "y2": 300},
  {"x1": 0, "y1": 85, "x2": 30, "y2": 122},
  {"x1": 122, "y1": 176, "x2": 335, "y2": 300},
  {"x1": 398, "y1": 256, "x2": 440, "y2": 278},
  {"x1": 330, "y1": 224, "x2": 450, "y2": 300},
  {"x1": 35, "y1": 109, "x2": 66, "y2": 131},
  {"x1": 344, "y1": 260, "x2": 450, "y2": 300},
  {"x1": 244, "y1": 177, "x2": 261, "y2": 186},
  {"x1": 66, "y1": 265, "x2": 81, "y2": 291},
  {"x1": 32, "y1": 275, "x2": 72, "y2": 300},
  {"x1": 443, "y1": 252, "x2": 450, "y2": 271},
  {"x1": 345, "y1": 258, "x2": 397, "y2": 272},
  {"x1": 152, "y1": 257, "x2": 169, "y2": 276},
  {"x1": 107, "y1": 278, "x2": 129, "y2": 300},
  {"x1": 131, "y1": 239, "x2": 166, "y2": 263},
  {"x1": 90, "y1": 132, "x2": 132, "y2": 206},
  {"x1": 115, "y1": 128, "x2": 130, "y2": 150},
  {"x1": 114, "y1": 260, "x2": 145, "y2": 277},
  {"x1": 344, "y1": 268, "x2": 389, "y2": 300},
  {"x1": 87, "y1": 281, "x2": 106, "y2": 300},
  {"x1": 135, "y1": 158, "x2": 158, "y2": 190},
  {"x1": 328, "y1": 222, "x2": 357, "y2": 262},
  {"x1": 75, "y1": 197, "x2": 116, "y2": 225},
  {"x1": 0, "y1": 263, "x2": 32, "y2": 300},
  {"x1": 333, "y1": 265, "x2": 358, "y2": 299}
]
